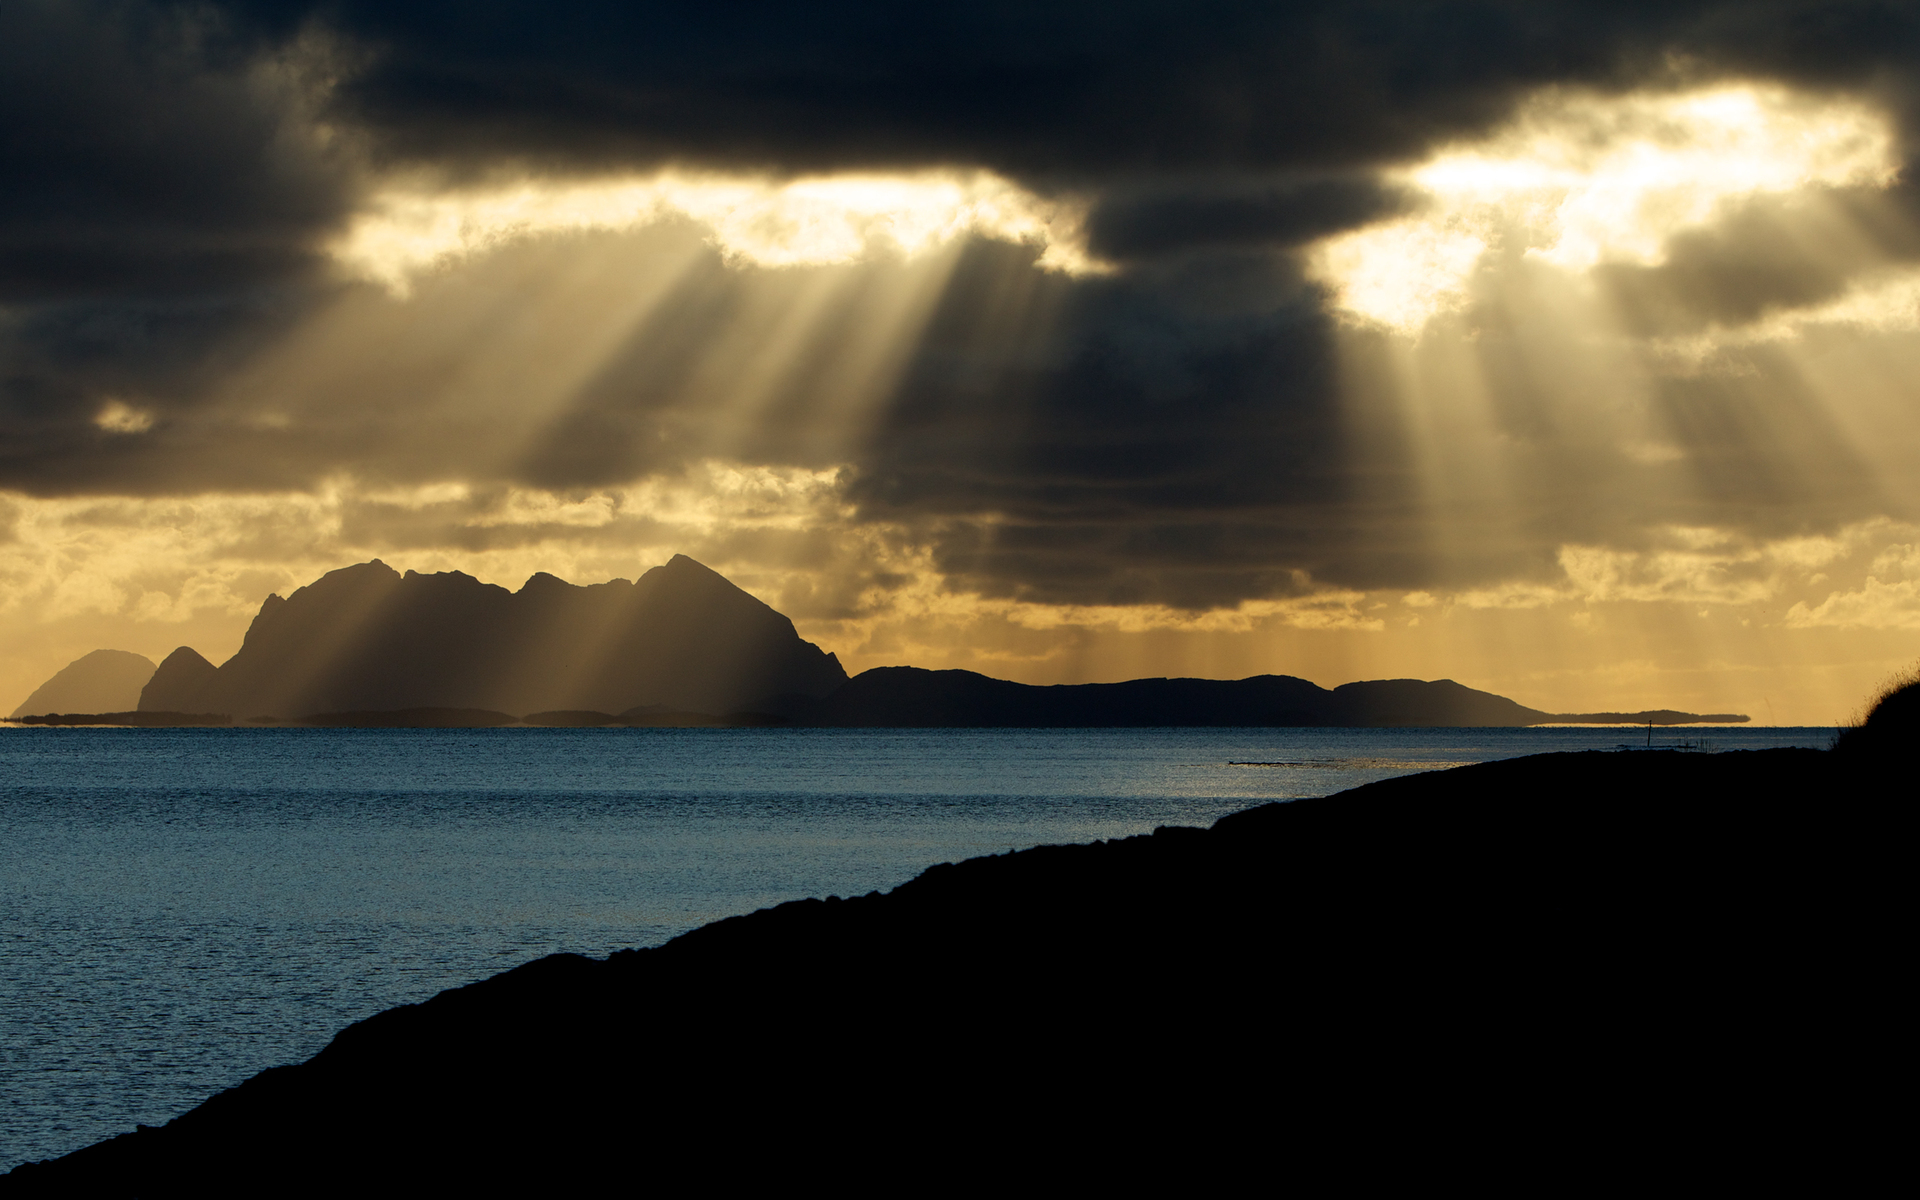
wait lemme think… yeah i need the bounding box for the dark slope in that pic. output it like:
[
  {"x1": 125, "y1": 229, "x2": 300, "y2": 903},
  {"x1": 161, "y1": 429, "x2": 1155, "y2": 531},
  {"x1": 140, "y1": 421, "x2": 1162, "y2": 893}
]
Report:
[
  {"x1": 9, "y1": 748, "x2": 1881, "y2": 1192},
  {"x1": 136, "y1": 647, "x2": 219, "y2": 712},
  {"x1": 9, "y1": 711, "x2": 229, "y2": 726},
  {"x1": 8, "y1": 650, "x2": 155, "y2": 719},
  {"x1": 169, "y1": 555, "x2": 845, "y2": 719},
  {"x1": 1835, "y1": 674, "x2": 1920, "y2": 760},
  {"x1": 790, "y1": 665, "x2": 1745, "y2": 726}
]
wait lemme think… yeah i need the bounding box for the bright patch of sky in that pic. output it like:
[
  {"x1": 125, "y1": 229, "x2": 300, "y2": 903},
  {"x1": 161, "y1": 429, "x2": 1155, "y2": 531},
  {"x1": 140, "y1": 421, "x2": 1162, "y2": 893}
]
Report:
[
  {"x1": 1311, "y1": 84, "x2": 1900, "y2": 332},
  {"x1": 333, "y1": 170, "x2": 1096, "y2": 293}
]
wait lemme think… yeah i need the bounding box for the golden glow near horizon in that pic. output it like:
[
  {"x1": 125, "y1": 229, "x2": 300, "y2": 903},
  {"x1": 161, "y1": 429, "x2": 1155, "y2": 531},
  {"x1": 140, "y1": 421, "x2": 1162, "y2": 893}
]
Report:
[
  {"x1": 4, "y1": 476, "x2": 1919, "y2": 724},
  {"x1": 1311, "y1": 84, "x2": 1899, "y2": 332},
  {"x1": 332, "y1": 169, "x2": 1098, "y2": 293}
]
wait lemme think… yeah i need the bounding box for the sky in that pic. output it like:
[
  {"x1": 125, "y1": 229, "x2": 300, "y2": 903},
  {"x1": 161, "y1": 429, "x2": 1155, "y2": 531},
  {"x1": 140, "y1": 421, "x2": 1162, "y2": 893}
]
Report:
[{"x1": 4, "y1": 0, "x2": 1920, "y2": 724}]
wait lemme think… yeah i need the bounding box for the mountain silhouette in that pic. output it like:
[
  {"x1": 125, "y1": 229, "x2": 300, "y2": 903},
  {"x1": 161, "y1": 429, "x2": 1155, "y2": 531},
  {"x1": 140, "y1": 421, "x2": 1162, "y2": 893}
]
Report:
[
  {"x1": 773, "y1": 666, "x2": 1747, "y2": 726},
  {"x1": 141, "y1": 555, "x2": 846, "y2": 720},
  {"x1": 8, "y1": 650, "x2": 155, "y2": 718},
  {"x1": 137, "y1": 647, "x2": 219, "y2": 712},
  {"x1": 17, "y1": 559, "x2": 1745, "y2": 726}
]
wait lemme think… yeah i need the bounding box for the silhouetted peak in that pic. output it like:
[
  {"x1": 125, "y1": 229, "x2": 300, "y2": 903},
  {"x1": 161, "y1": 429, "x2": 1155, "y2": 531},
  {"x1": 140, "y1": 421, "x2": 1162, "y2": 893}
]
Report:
[
  {"x1": 10, "y1": 649, "x2": 156, "y2": 718},
  {"x1": 76, "y1": 648, "x2": 152, "y2": 669},
  {"x1": 398, "y1": 570, "x2": 511, "y2": 602},
  {"x1": 641, "y1": 554, "x2": 778, "y2": 611},
  {"x1": 296, "y1": 560, "x2": 403, "y2": 598},
  {"x1": 655, "y1": 554, "x2": 729, "y2": 584},
  {"x1": 157, "y1": 646, "x2": 214, "y2": 671},
  {"x1": 138, "y1": 647, "x2": 220, "y2": 712},
  {"x1": 181, "y1": 554, "x2": 847, "y2": 718}
]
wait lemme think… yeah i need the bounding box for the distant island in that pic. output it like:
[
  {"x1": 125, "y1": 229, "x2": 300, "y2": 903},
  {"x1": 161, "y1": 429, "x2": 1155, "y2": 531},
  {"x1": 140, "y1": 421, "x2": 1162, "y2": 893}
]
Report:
[{"x1": 8, "y1": 556, "x2": 1747, "y2": 728}]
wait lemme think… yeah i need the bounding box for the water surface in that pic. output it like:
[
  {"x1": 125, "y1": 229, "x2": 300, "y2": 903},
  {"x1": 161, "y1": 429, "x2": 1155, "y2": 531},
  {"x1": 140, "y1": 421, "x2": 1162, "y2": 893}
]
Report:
[{"x1": 1, "y1": 724, "x2": 1829, "y2": 1168}]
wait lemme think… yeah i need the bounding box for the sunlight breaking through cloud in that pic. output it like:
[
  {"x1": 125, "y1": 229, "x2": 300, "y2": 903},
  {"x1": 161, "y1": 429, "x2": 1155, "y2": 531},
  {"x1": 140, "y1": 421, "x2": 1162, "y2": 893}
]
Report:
[
  {"x1": 1311, "y1": 83, "x2": 1899, "y2": 332},
  {"x1": 92, "y1": 400, "x2": 155, "y2": 435},
  {"x1": 333, "y1": 170, "x2": 1096, "y2": 293}
]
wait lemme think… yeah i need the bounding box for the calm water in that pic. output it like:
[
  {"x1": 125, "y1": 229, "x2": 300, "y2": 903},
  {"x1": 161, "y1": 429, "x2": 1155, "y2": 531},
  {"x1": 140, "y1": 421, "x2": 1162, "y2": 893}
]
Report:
[{"x1": 1, "y1": 724, "x2": 1830, "y2": 1168}]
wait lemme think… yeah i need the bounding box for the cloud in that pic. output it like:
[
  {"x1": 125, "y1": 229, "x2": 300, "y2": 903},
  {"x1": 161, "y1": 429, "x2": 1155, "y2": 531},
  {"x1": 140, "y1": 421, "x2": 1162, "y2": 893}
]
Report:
[
  {"x1": 1785, "y1": 536, "x2": 1920, "y2": 628},
  {"x1": 1786, "y1": 576, "x2": 1920, "y2": 629},
  {"x1": 93, "y1": 400, "x2": 155, "y2": 435},
  {"x1": 0, "y1": 1, "x2": 352, "y2": 301},
  {"x1": 4, "y1": 0, "x2": 1920, "y2": 625},
  {"x1": 1085, "y1": 177, "x2": 1411, "y2": 261},
  {"x1": 227, "y1": 2, "x2": 1737, "y2": 177},
  {"x1": 332, "y1": 169, "x2": 1097, "y2": 294},
  {"x1": 1310, "y1": 83, "x2": 1900, "y2": 332}
]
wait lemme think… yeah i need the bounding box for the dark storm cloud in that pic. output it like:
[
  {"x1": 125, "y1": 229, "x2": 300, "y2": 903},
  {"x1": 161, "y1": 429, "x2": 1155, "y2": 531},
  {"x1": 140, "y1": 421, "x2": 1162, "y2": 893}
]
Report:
[
  {"x1": 227, "y1": 0, "x2": 1722, "y2": 178},
  {"x1": 0, "y1": 1, "x2": 350, "y2": 300},
  {"x1": 0, "y1": 0, "x2": 352, "y2": 488},
  {"x1": 6, "y1": 0, "x2": 1917, "y2": 307},
  {"x1": 4, "y1": 0, "x2": 1920, "y2": 608},
  {"x1": 0, "y1": 285, "x2": 321, "y2": 490},
  {"x1": 1084, "y1": 178, "x2": 1415, "y2": 261}
]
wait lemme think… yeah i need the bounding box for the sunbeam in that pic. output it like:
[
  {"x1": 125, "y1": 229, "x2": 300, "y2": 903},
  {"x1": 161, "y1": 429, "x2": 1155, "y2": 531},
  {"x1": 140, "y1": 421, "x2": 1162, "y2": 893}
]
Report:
[{"x1": 8, "y1": 45, "x2": 1920, "y2": 724}]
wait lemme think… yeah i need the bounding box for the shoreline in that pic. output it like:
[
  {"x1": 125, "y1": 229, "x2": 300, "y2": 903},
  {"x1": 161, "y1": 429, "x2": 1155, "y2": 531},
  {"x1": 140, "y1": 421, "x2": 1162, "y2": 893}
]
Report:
[{"x1": 9, "y1": 745, "x2": 1886, "y2": 1190}]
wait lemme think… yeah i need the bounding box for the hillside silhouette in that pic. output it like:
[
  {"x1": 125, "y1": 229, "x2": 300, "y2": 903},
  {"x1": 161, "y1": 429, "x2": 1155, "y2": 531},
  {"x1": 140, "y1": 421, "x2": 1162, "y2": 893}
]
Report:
[
  {"x1": 9, "y1": 649, "x2": 154, "y2": 718},
  {"x1": 1833, "y1": 666, "x2": 1920, "y2": 760},
  {"x1": 11, "y1": 558, "x2": 1747, "y2": 726},
  {"x1": 7, "y1": 746, "x2": 1876, "y2": 1191},
  {"x1": 772, "y1": 665, "x2": 1747, "y2": 727},
  {"x1": 136, "y1": 555, "x2": 847, "y2": 720},
  {"x1": 137, "y1": 647, "x2": 218, "y2": 712}
]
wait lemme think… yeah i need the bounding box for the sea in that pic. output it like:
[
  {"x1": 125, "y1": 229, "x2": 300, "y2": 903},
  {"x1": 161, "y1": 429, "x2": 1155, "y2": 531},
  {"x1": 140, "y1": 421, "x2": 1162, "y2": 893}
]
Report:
[{"x1": 1, "y1": 723, "x2": 1832, "y2": 1169}]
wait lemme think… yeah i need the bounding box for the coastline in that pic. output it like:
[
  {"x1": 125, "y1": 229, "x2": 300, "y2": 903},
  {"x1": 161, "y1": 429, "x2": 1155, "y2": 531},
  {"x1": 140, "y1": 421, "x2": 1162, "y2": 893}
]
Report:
[{"x1": 8, "y1": 745, "x2": 1887, "y2": 1190}]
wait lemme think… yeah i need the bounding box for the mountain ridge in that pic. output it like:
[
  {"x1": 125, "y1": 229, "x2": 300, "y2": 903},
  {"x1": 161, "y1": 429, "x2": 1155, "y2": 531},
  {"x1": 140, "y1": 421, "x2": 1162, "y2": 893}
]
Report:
[
  {"x1": 134, "y1": 555, "x2": 847, "y2": 720},
  {"x1": 11, "y1": 559, "x2": 1747, "y2": 726},
  {"x1": 764, "y1": 665, "x2": 1748, "y2": 727}
]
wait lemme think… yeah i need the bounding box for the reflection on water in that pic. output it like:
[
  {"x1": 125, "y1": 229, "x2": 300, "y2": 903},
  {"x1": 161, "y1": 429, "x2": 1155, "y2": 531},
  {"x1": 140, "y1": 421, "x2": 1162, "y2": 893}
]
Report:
[{"x1": 0, "y1": 724, "x2": 1830, "y2": 1168}]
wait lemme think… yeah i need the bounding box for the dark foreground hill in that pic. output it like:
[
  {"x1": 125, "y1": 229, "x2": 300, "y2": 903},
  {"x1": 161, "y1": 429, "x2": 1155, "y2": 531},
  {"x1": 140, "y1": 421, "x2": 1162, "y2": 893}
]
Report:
[
  {"x1": 7, "y1": 748, "x2": 1884, "y2": 1192},
  {"x1": 772, "y1": 665, "x2": 1748, "y2": 726},
  {"x1": 134, "y1": 555, "x2": 847, "y2": 720}
]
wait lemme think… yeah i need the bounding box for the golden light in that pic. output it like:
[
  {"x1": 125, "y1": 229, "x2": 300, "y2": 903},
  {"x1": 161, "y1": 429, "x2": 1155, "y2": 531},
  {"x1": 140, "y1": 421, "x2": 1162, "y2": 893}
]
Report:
[
  {"x1": 93, "y1": 400, "x2": 156, "y2": 435},
  {"x1": 11, "y1": 84, "x2": 1920, "y2": 728},
  {"x1": 1312, "y1": 83, "x2": 1899, "y2": 332},
  {"x1": 332, "y1": 168, "x2": 1097, "y2": 294}
]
